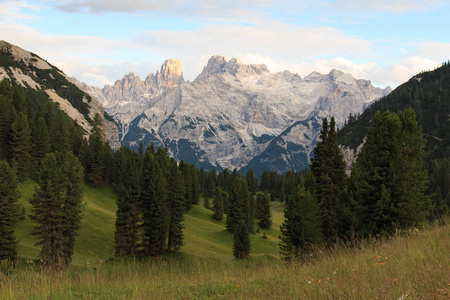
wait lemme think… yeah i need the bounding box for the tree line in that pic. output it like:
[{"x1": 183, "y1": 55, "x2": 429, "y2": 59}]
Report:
[
  {"x1": 0, "y1": 74, "x2": 446, "y2": 265},
  {"x1": 0, "y1": 78, "x2": 111, "y2": 267},
  {"x1": 279, "y1": 110, "x2": 435, "y2": 261}
]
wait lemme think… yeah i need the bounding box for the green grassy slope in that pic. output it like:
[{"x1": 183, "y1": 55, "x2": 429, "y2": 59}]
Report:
[{"x1": 14, "y1": 181, "x2": 285, "y2": 264}]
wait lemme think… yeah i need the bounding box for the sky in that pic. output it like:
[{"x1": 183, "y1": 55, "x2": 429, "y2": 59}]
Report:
[{"x1": 1, "y1": 0, "x2": 449, "y2": 89}]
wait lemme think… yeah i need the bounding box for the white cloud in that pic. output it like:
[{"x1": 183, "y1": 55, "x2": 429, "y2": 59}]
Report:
[
  {"x1": 390, "y1": 57, "x2": 440, "y2": 83},
  {"x1": 415, "y1": 42, "x2": 450, "y2": 61},
  {"x1": 326, "y1": 0, "x2": 446, "y2": 14},
  {"x1": 39, "y1": 0, "x2": 447, "y2": 16}
]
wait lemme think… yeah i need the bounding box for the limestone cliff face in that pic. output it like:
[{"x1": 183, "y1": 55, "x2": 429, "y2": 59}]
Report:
[{"x1": 90, "y1": 55, "x2": 390, "y2": 172}]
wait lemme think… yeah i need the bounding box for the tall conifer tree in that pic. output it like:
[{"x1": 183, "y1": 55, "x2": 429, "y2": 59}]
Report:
[
  {"x1": 30, "y1": 152, "x2": 84, "y2": 267},
  {"x1": 113, "y1": 147, "x2": 142, "y2": 256},
  {"x1": 233, "y1": 220, "x2": 251, "y2": 259},
  {"x1": 310, "y1": 117, "x2": 347, "y2": 243},
  {"x1": 0, "y1": 161, "x2": 21, "y2": 260},
  {"x1": 212, "y1": 187, "x2": 224, "y2": 220},
  {"x1": 352, "y1": 109, "x2": 432, "y2": 237},
  {"x1": 167, "y1": 158, "x2": 185, "y2": 251},
  {"x1": 279, "y1": 186, "x2": 323, "y2": 261},
  {"x1": 10, "y1": 112, "x2": 32, "y2": 180},
  {"x1": 140, "y1": 149, "x2": 169, "y2": 256}
]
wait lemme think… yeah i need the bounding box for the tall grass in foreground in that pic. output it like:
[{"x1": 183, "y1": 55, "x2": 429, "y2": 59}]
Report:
[{"x1": 2, "y1": 221, "x2": 450, "y2": 299}]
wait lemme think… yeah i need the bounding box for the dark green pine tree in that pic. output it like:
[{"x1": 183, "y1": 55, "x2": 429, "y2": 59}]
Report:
[
  {"x1": 167, "y1": 158, "x2": 185, "y2": 251},
  {"x1": 190, "y1": 164, "x2": 201, "y2": 206},
  {"x1": 233, "y1": 220, "x2": 251, "y2": 259},
  {"x1": 352, "y1": 109, "x2": 432, "y2": 237},
  {"x1": 30, "y1": 154, "x2": 63, "y2": 267},
  {"x1": 310, "y1": 117, "x2": 347, "y2": 243},
  {"x1": 113, "y1": 147, "x2": 142, "y2": 256},
  {"x1": 0, "y1": 86, "x2": 16, "y2": 161},
  {"x1": 226, "y1": 177, "x2": 248, "y2": 233},
  {"x1": 58, "y1": 152, "x2": 85, "y2": 261},
  {"x1": 30, "y1": 152, "x2": 84, "y2": 267},
  {"x1": 212, "y1": 187, "x2": 224, "y2": 220},
  {"x1": 207, "y1": 169, "x2": 216, "y2": 198},
  {"x1": 256, "y1": 192, "x2": 272, "y2": 229},
  {"x1": 279, "y1": 186, "x2": 323, "y2": 261},
  {"x1": 179, "y1": 161, "x2": 194, "y2": 211},
  {"x1": 246, "y1": 169, "x2": 259, "y2": 195},
  {"x1": 10, "y1": 112, "x2": 32, "y2": 180},
  {"x1": 140, "y1": 149, "x2": 169, "y2": 256},
  {"x1": 246, "y1": 186, "x2": 255, "y2": 234},
  {"x1": 0, "y1": 161, "x2": 21, "y2": 260},
  {"x1": 88, "y1": 114, "x2": 106, "y2": 187},
  {"x1": 31, "y1": 117, "x2": 51, "y2": 164},
  {"x1": 49, "y1": 111, "x2": 70, "y2": 153}
]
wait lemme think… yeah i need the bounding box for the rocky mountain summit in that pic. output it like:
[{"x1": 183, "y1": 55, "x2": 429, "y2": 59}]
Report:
[
  {"x1": 77, "y1": 59, "x2": 185, "y2": 138},
  {"x1": 83, "y1": 55, "x2": 391, "y2": 174}
]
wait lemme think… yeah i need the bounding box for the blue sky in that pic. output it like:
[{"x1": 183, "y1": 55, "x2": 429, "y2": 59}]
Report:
[{"x1": 1, "y1": 0, "x2": 449, "y2": 88}]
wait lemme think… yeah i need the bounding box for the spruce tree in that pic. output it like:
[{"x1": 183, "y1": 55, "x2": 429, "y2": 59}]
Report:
[
  {"x1": 226, "y1": 177, "x2": 248, "y2": 233},
  {"x1": 246, "y1": 169, "x2": 259, "y2": 195},
  {"x1": 310, "y1": 117, "x2": 347, "y2": 243},
  {"x1": 87, "y1": 115, "x2": 106, "y2": 187},
  {"x1": 32, "y1": 117, "x2": 51, "y2": 164},
  {"x1": 29, "y1": 152, "x2": 84, "y2": 267},
  {"x1": 58, "y1": 152, "x2": 84, "y2": 261},
  {"x1": 279, "y1": 186, "x2": 323, "y2": 261},
  {"x1": 10, "y1": 112, "x2": 32, "y2": 180},
  {"x1": 0, "y1": 161, "x2": 21, "y2": 260},
  {"x1": 256, "y1": 192, "x2": 272, "y2": 229},
  {"x1": 207, "y1": 169, "x2": 216, "y2": 198},
  {"x1": 167, "y1": 158, "x2": 185, "y2": 251},
  {"x1": 49, "y1": 111, "x2": 70, "y2": 153},
  {"x1": 352, "y1": 109, "x2": 432, "y2": 237},
  {"x1": 179, "y1": 161, "x2": 194, "y2": 211},
  {"x1": 233, "y1": 220, "x2": 251, "y2": 259},
  {"x1": 190, "y1": 164, "x2": 201, "y2": 205},
  {"x1": 212, "y1": 187, "x2": 224, "y2": 220},
  {"x1": 0, "y1": 90, "x2": 16, "y2": 161},
  {"x1": 113, "y1": 147, "x2": 142, "y2": 256},
  {"x1": 140, "y1": 149, "x2": 169, "y2": 256}
]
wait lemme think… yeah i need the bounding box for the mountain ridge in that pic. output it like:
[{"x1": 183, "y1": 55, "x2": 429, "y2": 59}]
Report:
[
  {"x1": 76, "y1": 55, "x2": 390, "y2": 173},
  {"x1": 0, "y1": 40, "x2": 120, "y2": 149}
]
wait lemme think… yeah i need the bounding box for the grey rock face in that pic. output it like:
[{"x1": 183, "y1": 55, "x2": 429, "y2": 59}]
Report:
[{"x1": 87, "y1": 55, "x2": 390, "y2": 173}]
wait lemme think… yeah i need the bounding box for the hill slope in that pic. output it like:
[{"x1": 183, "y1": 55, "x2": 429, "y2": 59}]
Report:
[
  {"x1": 15, "y1": 181, "x2": 284, "y2": 264},
  {"x1": 0, "y1": 40, "x2": 120, "y2": 148},
  {"x1": 338, "y1": 63, "x2": 450, "y2": 162}
]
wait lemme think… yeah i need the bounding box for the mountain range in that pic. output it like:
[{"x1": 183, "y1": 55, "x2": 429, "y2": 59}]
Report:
[{"x1": 77, "y1": 55, "x2": 391, "y2": 176}]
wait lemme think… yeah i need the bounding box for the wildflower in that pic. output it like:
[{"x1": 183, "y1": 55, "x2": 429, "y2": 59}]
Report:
[
  {"x1": 308, "y1": 281, "x2": 312, "y2": 284},
  {"x1": 310, "y1": 253, "x2": 313, "y2": 256},
  {"x1": 319, "y1": 251, "x2": 323, "y2": 254},
  {"x1": 233, "y1": 277, "x2": 236, "y2": 281}
]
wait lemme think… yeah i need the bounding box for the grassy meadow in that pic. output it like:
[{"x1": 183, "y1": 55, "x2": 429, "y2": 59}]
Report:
[{"x1": 1, "y1": 180, "x2": 450, "y2": 299}]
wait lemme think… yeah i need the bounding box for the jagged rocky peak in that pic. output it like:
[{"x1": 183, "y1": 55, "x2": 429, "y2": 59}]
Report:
[
  {"x1": 110, "y1": 72, "x2": 144, "y2": 93},
  {"x1": 160, "y1": 58, "x2": 182, "y2": 77},
  {"x1": 195, "y1": 55, "x2": 269, "y2": 81},
  {"x1": 157, "y1": 58, "x2": 184, "y2": 86},
  {"x1": 328, "y1": 69, "x2": 355, "y2": 85}
]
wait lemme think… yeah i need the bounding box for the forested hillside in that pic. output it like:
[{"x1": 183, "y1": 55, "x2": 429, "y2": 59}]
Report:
[
  {"x1": 338, "y1": 62, "x2": 450, "y2": 159},
  {"x1": 337, "y1": 62, "x2": 450, "y2": 217}
]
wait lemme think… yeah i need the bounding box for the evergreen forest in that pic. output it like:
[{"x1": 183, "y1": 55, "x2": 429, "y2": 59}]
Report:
[{"x1": 0, "y1": 60, "x2": 450, "y2": 298}]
